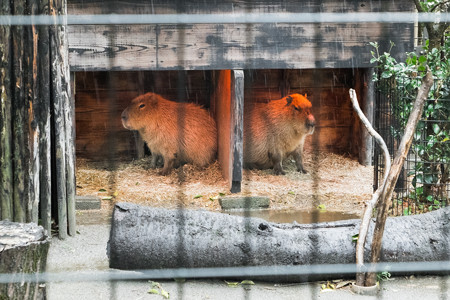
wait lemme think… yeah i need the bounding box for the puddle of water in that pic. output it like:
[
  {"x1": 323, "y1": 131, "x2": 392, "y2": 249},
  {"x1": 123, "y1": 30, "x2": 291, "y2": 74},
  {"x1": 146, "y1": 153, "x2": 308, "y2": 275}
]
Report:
[{"x1": 225, "y1": 209, "x2": 360, "y2": 224}]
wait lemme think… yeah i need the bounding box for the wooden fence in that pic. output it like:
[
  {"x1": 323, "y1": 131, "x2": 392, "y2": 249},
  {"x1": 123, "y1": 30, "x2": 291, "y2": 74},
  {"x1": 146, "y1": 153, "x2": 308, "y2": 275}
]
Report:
[{"x1": 0, "y1": 0, "x2": 75, "y2": 239}]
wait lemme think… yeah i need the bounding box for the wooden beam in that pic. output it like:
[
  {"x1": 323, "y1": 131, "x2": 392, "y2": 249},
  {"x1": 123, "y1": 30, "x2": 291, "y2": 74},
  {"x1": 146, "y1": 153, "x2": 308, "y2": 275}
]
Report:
[
  {"x1": 11, "y1": 0, "x2": 28, "y2": 223},
  {"x1": 68, "y1": 22, "x2": 414, "y2": 71},
  {"x1": 50, "y1": 0, "x2": 72, "y2": 239},
  {"x1": 231, "y1": 70, "x2": 244, "y2": 193},
  {"x1": 0, "y1": 0, "x2": 13, "y2": 221},
  {"x1": 214, "y1": 70, "x2": 244, "y2": 193},
  {"x1": 66, "y1": 72, "x2": 76, "y2": 236},
  {"x1": 38, "y1": 19, "x2": 52, "y2": 233},
  {"x1": 360, "y1": 68, "x2": 375, "y2": 166}
]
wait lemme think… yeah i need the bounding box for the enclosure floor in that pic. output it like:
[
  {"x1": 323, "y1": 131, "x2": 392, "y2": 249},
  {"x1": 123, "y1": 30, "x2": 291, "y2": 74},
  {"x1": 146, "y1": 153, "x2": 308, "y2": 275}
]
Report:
[{"x1": 76, "y1": 151, "x2": 373, "y2": 215}]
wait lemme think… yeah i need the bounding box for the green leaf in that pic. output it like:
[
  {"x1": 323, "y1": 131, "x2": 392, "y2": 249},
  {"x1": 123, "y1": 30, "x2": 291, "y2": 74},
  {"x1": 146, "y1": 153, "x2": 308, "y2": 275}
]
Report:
[
  {"x1": 432, "y1": 123, "x2": 441, "y2": 134},
  {"x1": 193, "y1": 195, "x2": 203, "y2": 199},
  {"x1": 99, "y1": 188, "x2": 107, "y2": 192},
  {"x1": 225, "y1": 281, "x2": 240, "y2": 287},
  {"x1": 219, "y1": 192, "x2": 226, "y2": 196},
  {"x1": 161, "y1": 290, "x2": 170, "y2": 299},
  {"x1": 101, "y1": 196, "x2": 113, "y2": 200},
  {"x1": 352, "y1": 234, "x2": 359, "y2": 242},
  {"x1": 148, "y1": 289, "x2": 160, "y2": 295},
  {"x1": 288, "y1": 191, "x2": 295, "y2": 195},
  {"x1": 381, "y1": 71, "x2": 392, "y2": 79},
  {"x1": 317, "y1": 204, "x2": 326, "y2": 210},
  {"x1": 241, "y1": 280, "x2": 255, "y2": 285},
  {"x1": 418, "y1": 55, "x2": 427, "y2": 64}
]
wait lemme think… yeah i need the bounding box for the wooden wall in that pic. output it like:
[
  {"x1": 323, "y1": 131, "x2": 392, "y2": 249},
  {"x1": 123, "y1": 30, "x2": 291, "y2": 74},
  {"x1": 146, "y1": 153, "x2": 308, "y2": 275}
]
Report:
[{"x1": 67, "y1": 0, "x2": 415, "y2": 71}]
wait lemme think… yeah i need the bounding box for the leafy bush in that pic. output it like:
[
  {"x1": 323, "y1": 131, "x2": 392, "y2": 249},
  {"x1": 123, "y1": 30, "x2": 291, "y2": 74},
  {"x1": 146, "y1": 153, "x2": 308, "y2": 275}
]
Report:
[{"x1": 371, "y1": 36, "x2": 449, "y2": 211}]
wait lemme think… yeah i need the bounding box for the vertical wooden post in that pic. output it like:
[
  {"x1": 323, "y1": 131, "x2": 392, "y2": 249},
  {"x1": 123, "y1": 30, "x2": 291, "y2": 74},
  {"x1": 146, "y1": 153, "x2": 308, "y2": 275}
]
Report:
[
  {"x1": 28, "y1": 0, "x2": 41, "y2": 223},
  {"x1": 49, "y1": 0, "x2": 73, "y2": 238},
  {"x1": 66, "y1": 71, "x2": 76, "y2": 235},
  {"x1": 38, "y1": 0, "x2": 52, "y2": 233},
  {"x1": 0, "y1": 0, "x2": 13, "y2": 221},
  {"x1": 214, "y1": 70, "x2": 244, "y2": 193},
  {"x1": 11, "y1": 0, "x2": 29, "y2": 223},
  {"x1": 360, "y1": 68, "x2": 375, "y2": 166}
]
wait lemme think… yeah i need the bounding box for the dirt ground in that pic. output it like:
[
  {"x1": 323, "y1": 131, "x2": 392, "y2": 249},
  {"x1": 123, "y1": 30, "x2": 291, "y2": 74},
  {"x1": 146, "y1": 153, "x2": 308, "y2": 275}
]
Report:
[{"x1": 76, "y1": 151, "x2": 374, "y2": 216}]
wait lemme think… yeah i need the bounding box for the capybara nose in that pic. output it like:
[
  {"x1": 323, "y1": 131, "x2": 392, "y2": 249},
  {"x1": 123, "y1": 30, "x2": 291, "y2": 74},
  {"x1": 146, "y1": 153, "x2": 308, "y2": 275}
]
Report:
[{"x1": 307, "y1": 114, "x2": 316, "y2": 128}]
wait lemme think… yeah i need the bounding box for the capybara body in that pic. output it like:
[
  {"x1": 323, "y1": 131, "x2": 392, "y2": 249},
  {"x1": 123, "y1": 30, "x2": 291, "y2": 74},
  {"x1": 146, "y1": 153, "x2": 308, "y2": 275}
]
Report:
[
  {"x1": 121, "y1": 92, "x2": 217, "y2": 175},
  {"x1": 243, "y1": 94, "x2": 316, "y2": 175}
]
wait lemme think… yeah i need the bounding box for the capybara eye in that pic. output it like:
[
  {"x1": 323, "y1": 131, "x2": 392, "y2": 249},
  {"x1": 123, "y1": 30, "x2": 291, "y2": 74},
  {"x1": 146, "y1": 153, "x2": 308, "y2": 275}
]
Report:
[
  {"x1": 294, "y1": 106, "x2": 300, "y2": 111},
  {"x1": 139, "y1": 103, "x2": 145, "y2": 109}
]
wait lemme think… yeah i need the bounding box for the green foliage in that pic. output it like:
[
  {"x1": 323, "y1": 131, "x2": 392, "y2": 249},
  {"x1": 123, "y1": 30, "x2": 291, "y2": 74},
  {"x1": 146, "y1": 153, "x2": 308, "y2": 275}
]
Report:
[
  {"x1": 377, "y1": 271, "x2": 391, "y2": 282},
  {"x1": 371, "y1": 37, "x2": 449, "y2": 208}
]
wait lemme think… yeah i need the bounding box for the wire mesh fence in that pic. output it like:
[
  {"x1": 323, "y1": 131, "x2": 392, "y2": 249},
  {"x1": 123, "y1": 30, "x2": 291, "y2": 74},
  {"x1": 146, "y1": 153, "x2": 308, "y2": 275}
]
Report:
[{"x1": 374, "y1": 76, "x2": 449, "y2": 216}]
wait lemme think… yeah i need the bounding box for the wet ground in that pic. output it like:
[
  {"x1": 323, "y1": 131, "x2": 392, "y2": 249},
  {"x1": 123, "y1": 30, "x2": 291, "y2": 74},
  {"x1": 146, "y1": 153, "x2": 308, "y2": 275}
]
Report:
[{"x1": 47, "y1": 208, "x2": 450, "y2": 300}]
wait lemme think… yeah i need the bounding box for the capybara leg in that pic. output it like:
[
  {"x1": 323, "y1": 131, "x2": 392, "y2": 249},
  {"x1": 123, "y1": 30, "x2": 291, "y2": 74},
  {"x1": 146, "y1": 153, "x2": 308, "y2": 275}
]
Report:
[
  {"x1": 291, "y1": 148, "x2": 307, "y2": 174},
  {"x1": 150, "y1": 154, "x2": 158, "y2": 169},
  {"x1": 269, "y1": 151, "x2": 285, "y2": 175},
  {"x1": 159, "y1": 157, "x2": 176, "y2": 176}
]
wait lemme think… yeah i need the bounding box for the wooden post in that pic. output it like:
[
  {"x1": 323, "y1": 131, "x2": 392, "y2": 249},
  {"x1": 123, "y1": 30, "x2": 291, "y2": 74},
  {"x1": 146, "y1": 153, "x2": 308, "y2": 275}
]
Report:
[
  {"x1": 28, "y1": 0, "x2": 41, "y2": 223},
  {"x1": 66, "y1": 72, "x2": 76, "y2": 235},
  {"x1": 231, "y1": 70, "x2": 244, "y2": 193},
  {"x1": 38, "y1": 1, "x2": 52, "y2": 232},
  {"x1": 11, "y1": 0, "x2": 29, "y2": 223},
  {"x1": 214, "y1": 70, "x2": 244, "y2": 193},
  {"x1": 359, "y1": 68, "x2": 375, "y2": 166},
  {"x1": 49, "y1": 0, "x2": 73, "y2": 238},
  {"x1": 0, "y1": 0, "x2": 13, "y2": 221}
]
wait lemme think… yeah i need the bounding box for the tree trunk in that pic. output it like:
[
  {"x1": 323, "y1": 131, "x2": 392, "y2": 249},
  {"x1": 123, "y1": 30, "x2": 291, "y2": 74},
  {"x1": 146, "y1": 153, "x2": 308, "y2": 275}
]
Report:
[
  {"x1": 108, "y1": 203, "x2": 450, "y2": 282},
  {"x1": 0, "y1": 221, "x2": 50, "y2": 299},
  {"x1": 364, "y1": 69, "x2": 434, "y2": 286}
]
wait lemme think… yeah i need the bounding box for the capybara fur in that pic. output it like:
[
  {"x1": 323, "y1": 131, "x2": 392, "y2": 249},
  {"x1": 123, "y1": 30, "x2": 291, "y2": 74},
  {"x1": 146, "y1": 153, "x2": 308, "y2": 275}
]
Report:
[
  {"x1": 121, "y1": 92, "x2": 217, "y2": 175},
  {"x1": 243, "y1": 93, "x2": 316, "y2": 175}
]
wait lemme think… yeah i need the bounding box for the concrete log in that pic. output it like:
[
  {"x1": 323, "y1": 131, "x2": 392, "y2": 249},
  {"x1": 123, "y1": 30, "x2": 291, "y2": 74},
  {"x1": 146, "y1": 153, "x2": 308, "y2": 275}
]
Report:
[{"x1": 108, "y1": 203, "x2": 449, "y2": 281}]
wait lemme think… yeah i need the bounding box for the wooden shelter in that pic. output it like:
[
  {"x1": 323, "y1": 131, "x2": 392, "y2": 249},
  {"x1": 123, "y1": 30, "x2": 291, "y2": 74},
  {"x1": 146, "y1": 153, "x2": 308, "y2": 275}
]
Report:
[{"x1": 0, "y1": 0, "x2": 415, "y2": 236}]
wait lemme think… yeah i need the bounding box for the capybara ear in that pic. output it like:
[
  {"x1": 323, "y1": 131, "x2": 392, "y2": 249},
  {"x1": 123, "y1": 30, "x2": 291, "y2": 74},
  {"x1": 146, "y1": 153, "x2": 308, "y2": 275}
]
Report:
[
  {"x1": 285, "y1": 95, "x2": 293, "y2": 106},
  {"x1": 304, "y1": 93, "x2": 308, "y2": 98}
]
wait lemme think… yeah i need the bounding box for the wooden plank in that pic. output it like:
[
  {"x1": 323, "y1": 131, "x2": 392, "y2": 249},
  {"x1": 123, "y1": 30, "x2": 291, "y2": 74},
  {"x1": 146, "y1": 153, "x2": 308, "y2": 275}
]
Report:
[
  {"x1": 0, "y1": 0, "x2": 13, "y2": 221},
  {"x1": 38, "y1": 17, "x2": 52, "y2": 233},
  {"x1": 359, "y1": 68, "x2": 375, "y2": 166},
  {"x1": 213, "y1": 70, "x2": 244, "y2": 193},
  {"x1": 214, "y1": 70, "x2": 232, "y2": 187},
  {"x1": 50, "y1": 0, "x2": 71, "y2": 239},
  {"x1": 68, "y1": 22, "x2": 414, "y2": 71},
  {"x1": 67, "y1": 72, "x2": 76, "y2": 236},
  {"x1": 11, "y1": 0, "x2": 28, "y2": 223},
  {"x1": 231, "y1": 70, "x2": 244, "y2": 193},
  {"x1": 67, "y1": 0, "x2": 414, "y2": 17}
]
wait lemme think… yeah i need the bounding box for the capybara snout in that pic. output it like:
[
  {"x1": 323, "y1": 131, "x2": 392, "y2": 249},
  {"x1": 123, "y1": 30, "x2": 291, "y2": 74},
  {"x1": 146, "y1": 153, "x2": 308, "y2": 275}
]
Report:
[
  {"x1": 244, "y1": 93, "x2": 315, "y2": 175},
  {"x1": 121, "y1": 92, "x2": 217, "y2": 175}
]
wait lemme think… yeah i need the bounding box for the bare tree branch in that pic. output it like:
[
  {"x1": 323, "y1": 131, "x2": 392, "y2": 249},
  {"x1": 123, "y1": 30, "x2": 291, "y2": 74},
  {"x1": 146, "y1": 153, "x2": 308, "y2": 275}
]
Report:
[{"x1": 349, "y1": 89, "x2": 391, "y2": 286}]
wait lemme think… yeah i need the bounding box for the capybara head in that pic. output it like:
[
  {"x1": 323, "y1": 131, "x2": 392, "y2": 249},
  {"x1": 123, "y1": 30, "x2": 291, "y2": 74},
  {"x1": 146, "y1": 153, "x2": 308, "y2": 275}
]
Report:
[
  {"x1": 284, "y1": 93, "x2": 316, "y2": 134},
  {"x1": 121, "y1": 92, "x2": 160, "y2": 131}
]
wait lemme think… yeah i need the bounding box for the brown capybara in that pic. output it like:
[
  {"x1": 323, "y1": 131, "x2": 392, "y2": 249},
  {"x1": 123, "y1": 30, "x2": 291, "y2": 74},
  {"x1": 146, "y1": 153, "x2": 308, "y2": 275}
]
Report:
[
  {"x1": 243, "y1": 93, "x2": 315, "y2": 175},
  {"x1": 121, "y1": 92, "x2": 217, "y2": 175}
]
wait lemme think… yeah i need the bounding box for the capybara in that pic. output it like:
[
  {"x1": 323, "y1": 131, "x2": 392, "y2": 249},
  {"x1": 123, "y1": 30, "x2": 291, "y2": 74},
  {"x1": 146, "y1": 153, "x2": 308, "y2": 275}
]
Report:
[
  {"x1": 121, "y1": 92, "x2": 217, "y2": 175},
  {"x1": 243, "y1": 93, "x2": 315, "y2": 175}
]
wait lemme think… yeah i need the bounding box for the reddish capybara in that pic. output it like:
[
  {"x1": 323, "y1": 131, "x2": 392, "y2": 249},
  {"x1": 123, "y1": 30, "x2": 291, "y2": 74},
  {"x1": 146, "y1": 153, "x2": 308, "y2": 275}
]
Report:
[
  {"x1": 243, "y1": 93, "x2": 315, "y2": 175},
  {"x1": 121, "y1": 92, "x2": 217, "y2": 175}
]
